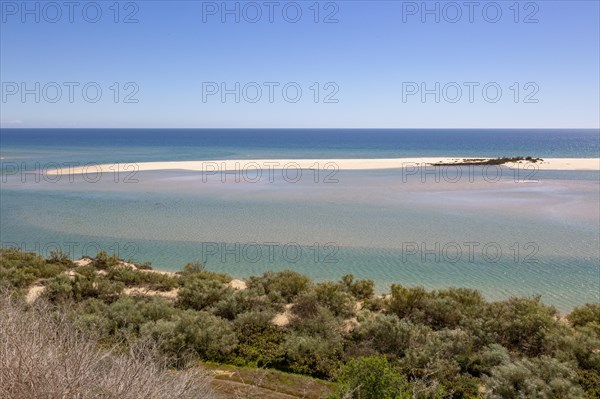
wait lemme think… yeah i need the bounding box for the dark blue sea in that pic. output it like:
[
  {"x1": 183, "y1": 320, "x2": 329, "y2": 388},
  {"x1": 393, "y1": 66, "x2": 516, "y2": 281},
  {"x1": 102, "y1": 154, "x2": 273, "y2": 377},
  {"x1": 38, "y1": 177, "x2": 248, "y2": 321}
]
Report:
[{"x1": 1, "y1": 129, "x2": 599, "y2": 164}]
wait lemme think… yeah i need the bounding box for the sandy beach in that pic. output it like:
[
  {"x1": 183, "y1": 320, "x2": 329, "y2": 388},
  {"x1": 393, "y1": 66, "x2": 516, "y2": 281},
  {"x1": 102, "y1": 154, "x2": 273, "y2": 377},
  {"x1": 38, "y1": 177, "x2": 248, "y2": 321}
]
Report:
[{"x1": 51, "y1": 157, "x2": 599, "y2": 175}]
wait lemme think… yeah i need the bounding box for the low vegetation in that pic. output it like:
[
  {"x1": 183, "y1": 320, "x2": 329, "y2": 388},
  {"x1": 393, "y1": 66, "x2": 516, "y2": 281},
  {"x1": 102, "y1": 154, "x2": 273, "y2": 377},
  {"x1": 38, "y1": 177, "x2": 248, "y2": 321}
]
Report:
[
  {"x1": 0, "y1": 290, "x2": 216, "y2": 399},
  {"x1": 1, "y1": 248, "x2": 599, "y2": 398}
]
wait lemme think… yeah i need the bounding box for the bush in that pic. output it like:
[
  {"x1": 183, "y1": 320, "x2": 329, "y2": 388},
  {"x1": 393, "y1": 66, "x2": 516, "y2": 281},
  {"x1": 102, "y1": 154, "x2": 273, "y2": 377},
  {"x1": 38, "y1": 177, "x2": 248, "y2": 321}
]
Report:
[
  {"x1": 177, "y1": 277, "x2": 234, "y2": 311},
  {"x1": 485, "y1": 356, "x2": 585, "y2": 399},
  {"x1": 211, "y1": 287, "x2": 280, "y2": 320},
  {"x1": 482, "y1": 297, "x2": 560, "y2": 357},
  {"x1": 401, "y1": 328, "x2": 475, "y2": 390},
  {"x1": 470, "y1": 344, "x2": 510, "y2": 376},
  {"x1": 280, "y1": 333, "x2": 344, "y2": 378},
  {"x1": 107, "y1": 267, "x2": 180, "y2": 291},
  {"x1": 577, "y1": 369, "x2": 600, "y2": 399},
  {"x1": 0, "y1": 249, "x2": 69, "y2": 289},
  {"x1": 141, "y1": 309, "x2": 238, "y2": 363},
  {"x1": 292, "y1": 290, "x2": 321, "y2": 319},
  {"x1": 340, "y1": 274, "x2": 375, "y2": 301},
  {"x1": 231, "y1": 310, "x2": 285, "y2": 367},
  {"x1": 92, "y1": 250, "x2": 120, "y2": 269},
  {"x1": 353, "y1": 313, "x2": 413, "y2": 357},
  {"x1": 289, "y1": 305, "x2": 341, "y2": 340},
  {"x1": 43, "y1": 274, "x2": 73, "y2": 303},
  {"x1": 47, "y1": 249, "x2": 73, "y2": 267},
  {"x1": 0, "y1": 293, "x2": 217, "y2": 399},
  {"x1": 331, "y1": 355, "x2": 411, "y2": 399},
  {"x1": 247, "y1": 270, "x2": 312, "y2": 303},
  {"x1": 569, "y1": 304, "x2": 600, "y2": 329},
  {"x1": 387, "y1": 285, "x2": 485, "y2": 330},
  {"x1": 180, "y1": 261, "x2": 231, "y2": 283},
  {"x1": 315, "y1": 282, "x2": 356, "y2": 318}
]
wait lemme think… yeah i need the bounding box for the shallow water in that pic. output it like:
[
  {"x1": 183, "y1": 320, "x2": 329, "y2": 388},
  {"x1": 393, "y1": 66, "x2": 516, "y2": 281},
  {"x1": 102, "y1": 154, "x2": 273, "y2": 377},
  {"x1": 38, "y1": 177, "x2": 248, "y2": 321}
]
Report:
[{"x1": 2, "y1": 165, "x2": 598, "y2": 312}]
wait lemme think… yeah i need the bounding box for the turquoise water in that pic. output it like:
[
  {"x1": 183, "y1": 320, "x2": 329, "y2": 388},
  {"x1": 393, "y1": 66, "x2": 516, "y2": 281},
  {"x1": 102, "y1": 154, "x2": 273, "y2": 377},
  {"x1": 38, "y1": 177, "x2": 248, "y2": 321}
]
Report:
[{"x1": 1, "y1": 129, "x2": 599, "y2": 311}]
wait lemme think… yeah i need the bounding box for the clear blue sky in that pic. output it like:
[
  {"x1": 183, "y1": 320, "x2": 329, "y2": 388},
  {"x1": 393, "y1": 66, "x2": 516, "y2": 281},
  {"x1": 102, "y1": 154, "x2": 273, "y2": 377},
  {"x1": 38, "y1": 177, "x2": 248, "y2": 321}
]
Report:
[{"x1": 1, "y1": 0, "x2": 598, "y2": 128}]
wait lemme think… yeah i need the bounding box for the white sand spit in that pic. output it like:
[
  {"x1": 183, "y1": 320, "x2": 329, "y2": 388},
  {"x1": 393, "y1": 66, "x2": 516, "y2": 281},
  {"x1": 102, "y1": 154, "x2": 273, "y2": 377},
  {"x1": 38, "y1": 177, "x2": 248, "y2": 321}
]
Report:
[{"x1": 49, "y1": 157, "x2": 599, "y2": 175}]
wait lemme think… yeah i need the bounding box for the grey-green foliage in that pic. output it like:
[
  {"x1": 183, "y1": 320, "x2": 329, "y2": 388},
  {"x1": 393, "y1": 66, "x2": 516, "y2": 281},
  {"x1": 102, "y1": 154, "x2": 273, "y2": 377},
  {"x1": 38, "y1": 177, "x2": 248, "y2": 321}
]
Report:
[
  {"x1": 212, "y1": 287, "x2": 279, "y2": 320},
  {"x1": 315, "y1": 281, "x2": 356, "y2": 318},
  {"x1": 569, "y1": 304, "x2": 600, "y2": 328},
  {"x1": 247, "y1": 270, "x2": 312, "y2": 303},
  {"x1": 339, "y1": 274, "x2": 375, "y2": 301},
  {"x1": 177, "y1": 277, "x2": 234, "y2": 311},
  {"x1": 485, "y1": 356, "x2": 585, "y2": 399},
  {"x1": 402, "y1": 328, "x2": 474, "y2": 384},
  {"x1": 141, "y1": 309, "x2": 237, "y2": 363},
  {"x1": 387, "y1": 285, "x2": 485, "y2": 330},
  {"x1": 482, "y1": 297, "x2": 560, "y2": 357},
  {"x1": 281, "y1": 332, "x2": 344, "y2": 377},
  {"x1": 354, "y1": 313, "x2": 413, "y2": 357},
  {"x1": 0, "y1": 249, "x2": 70, "y2": 289},
  {"x1": 43, "y1": 273, "x2": 124, "y2": 303}
]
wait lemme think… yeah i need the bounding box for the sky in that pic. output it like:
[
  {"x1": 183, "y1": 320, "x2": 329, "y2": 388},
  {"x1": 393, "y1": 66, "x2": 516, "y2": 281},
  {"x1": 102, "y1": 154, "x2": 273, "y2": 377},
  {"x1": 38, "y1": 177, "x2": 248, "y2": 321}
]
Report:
[{"x1": 0, "y1": 0, "x2": 599, "y2": 128}]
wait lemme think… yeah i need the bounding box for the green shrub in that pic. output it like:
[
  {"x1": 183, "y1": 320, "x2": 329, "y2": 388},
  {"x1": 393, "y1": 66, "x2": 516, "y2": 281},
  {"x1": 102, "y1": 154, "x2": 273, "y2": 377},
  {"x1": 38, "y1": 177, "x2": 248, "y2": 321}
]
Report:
[
  {"x1": 402, "y1": 328, "x2": 474, "y2": 387},
  {"x1": 469, "y1": 344, "x2": 510, "y2": 376},
  {"x1": 577, "y1": 369, "x2": 600, "y2": 399},
  {"x1": 315, "y1": 282, "x2": 356, "y2": 318},
  {"x1": 107, "y1": 267, "x2": 180, "y2": 291},
  {"x1": 230, "y1": 310, "x2": 284, "y2": 367},
  {"x1": 485, "y1": 356, "x2": 585, "y2": 399},
  {"x1": 482, "y1": 297, "x2": 560, "y2": 357},
  {"x1": 47, "y1": 249, "x2": 74, "y2": 267},
  {"x1": 280, "y1": 333, "x2": 343, "y2": 378},
  {"x1": 340, "y1": 274, "x2": 375, "y2": 300},
  {"x1": 247, "y1": 270, "x2": 312, "y2": 303},
  {"x1": 569, "y1": 304, "x2": 600, "y2": 329},
  {"x1": 92, "y1": 251, "x2": 120, "y2": 269},
  {"x1": 292, "y1": 291, "x2": 321, "y2": 319},
  {"x1": 105, "y1": 296, "x2": 146, "y2": 330},
  {"x1": 289, "y1": 305, "x2": 341, "y2": 340},
  {"x1": 43, "y1": 273, "x2": 124, "y2": 303},
  {"x1": 140, "y1": 296, "x2": 177, "y2": 321},
  {"x1": 387, "y1": 284, "x2": 459, "y2": 328},
  {"x1": 177, "y1": 277, "x2": 234, "y2": 311},
  {"x1": 43, "y1": 274, "x2": 74, "y2": 303},
  {"x1": 70, "y1": 274, "x2": 124, "y2": 302},
  {"x1": 331, "y1": 355, "x2": 411, "y2": 399},
  {"x1": 180, "y1": 261, "x2": 231, "y2": 283},
  {"x1": 141, "y1": 309, "x2": 237, "y2": 364},
  {"x1": 212, "y1": 288, "x2": 278, "y2": 320},
  {"x1": 354, "y1": 313, "x2": 413, "y2": 357},
  {"x1": 0, "y1": 267, "x2": 37, "y2": 289},
  {"x1": 0, "y1": 249, "x2": 69, "y2": 289}
]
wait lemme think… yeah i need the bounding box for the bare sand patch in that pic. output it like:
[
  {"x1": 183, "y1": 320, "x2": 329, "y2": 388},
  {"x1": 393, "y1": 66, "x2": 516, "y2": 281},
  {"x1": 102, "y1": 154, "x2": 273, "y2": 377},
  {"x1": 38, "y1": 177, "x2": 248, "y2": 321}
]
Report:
[
  {"x1": 228, "y1": 279, "x2": 247, "y2": 290},
  {"x1": 26, "y1": 285, "x2": 45, "y2": 304}
]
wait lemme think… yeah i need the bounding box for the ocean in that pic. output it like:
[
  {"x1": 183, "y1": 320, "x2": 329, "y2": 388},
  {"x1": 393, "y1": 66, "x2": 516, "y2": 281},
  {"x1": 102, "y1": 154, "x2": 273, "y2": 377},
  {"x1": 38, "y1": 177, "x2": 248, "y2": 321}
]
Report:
[
  {"x1": 1, "y1": 129, "x2": 599, "y2": 164},
  {"x1": 1, "y1": 129, "x2": 599, "y2": 311}
]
